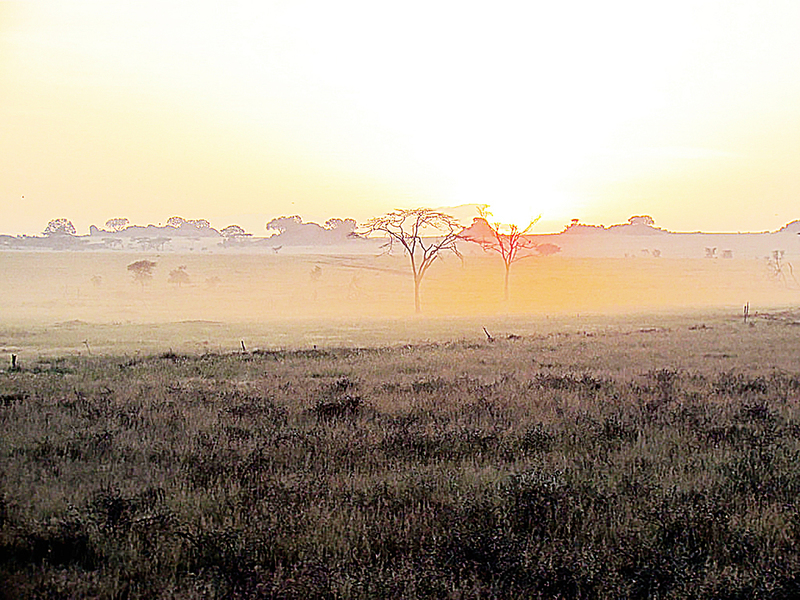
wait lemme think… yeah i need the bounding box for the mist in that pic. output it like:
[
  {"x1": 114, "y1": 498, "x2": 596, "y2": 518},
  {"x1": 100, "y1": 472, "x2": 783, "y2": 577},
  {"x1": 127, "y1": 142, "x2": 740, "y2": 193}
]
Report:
[{"x1": 0, "y1": 249, "x2": 794, "y2": 353}]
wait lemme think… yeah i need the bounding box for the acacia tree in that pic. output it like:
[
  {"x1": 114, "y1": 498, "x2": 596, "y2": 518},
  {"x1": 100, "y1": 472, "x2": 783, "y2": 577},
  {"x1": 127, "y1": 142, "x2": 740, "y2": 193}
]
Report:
[
  {"x1": 166, "y1": 216, "x2": 187, "y2": 228},
  {"x1": 460, "y1": 206, "x2": 556, "y2": 301},
  {"x1": 363, "y1": 208, "x2": 462, "y2": 313},
  {"x1": 105, "y1": 217, "x2": 129, "y2": 232},
  {"x1": 127, "y1": 260, "x2": 157, "y2": 288},
  {"x1": 220, "y1": 225, "x2": 247, "y2": 239},
  {"x1": 168, "y1": 265, "x2": 191, "y2": 287},
  {"x1": 43, "y1": 218, "x2": 76, "y2": 236}
]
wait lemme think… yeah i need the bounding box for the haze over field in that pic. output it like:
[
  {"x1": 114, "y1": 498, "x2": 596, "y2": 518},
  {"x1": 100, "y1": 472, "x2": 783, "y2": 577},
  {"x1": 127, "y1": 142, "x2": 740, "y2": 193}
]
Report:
[{"x1": 3, "y1": 1, "x2": 800, "y2": 236}]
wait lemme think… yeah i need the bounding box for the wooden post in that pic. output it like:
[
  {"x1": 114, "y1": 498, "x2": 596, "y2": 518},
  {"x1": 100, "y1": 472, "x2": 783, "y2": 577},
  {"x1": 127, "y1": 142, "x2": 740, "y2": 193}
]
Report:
[
  {"x1": 10, "y1": 354, "x2": 17, "y2": 371},
  {"x1": 241, "y1": 340, "x2": 247, "y2": 353},
  {"x1": 743, "y1": 302, "x2": 750, "y2": 324}
]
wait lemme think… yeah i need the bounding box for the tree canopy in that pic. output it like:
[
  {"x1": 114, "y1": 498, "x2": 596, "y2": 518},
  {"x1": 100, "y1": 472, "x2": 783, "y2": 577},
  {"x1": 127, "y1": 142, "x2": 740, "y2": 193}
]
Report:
[
  {"x1": 105, "y1": 217, "x2": 129, "y2": 232},
  {"x1": 43, "y1": 218, "x2": 76, "y2": 236},
  {"x1": 127, "y1": 260, "x2": 157, "y2": 286},
  {"x1": 363, "y1": 208, "x2": 462, "y2": 313}
]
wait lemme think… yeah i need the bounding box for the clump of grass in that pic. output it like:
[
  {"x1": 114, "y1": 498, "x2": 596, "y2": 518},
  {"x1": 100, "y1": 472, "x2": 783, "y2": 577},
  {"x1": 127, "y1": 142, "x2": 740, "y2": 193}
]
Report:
[
  {"x1": 313, "y1": 378, "x2": 363, "y2": 421},
  {"x1": 0, "y1": 392, "x2": 27, "y2": 407}
]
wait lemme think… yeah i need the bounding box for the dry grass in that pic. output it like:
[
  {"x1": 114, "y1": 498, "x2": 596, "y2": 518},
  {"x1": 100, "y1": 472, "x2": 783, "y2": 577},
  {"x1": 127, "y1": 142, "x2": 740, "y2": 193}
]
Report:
[{"x1": 2, "y1": 317, "x2": 800, "y2": 597}]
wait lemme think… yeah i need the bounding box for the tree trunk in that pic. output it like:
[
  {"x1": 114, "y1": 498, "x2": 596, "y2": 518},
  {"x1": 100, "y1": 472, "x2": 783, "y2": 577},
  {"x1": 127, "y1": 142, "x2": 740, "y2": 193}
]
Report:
[
  {"x1": 504, "y1": 263, "x2": 510, "y2": 302},
  {"x1": 414, "y1": 276, "x2": 422, "y2": 313}
]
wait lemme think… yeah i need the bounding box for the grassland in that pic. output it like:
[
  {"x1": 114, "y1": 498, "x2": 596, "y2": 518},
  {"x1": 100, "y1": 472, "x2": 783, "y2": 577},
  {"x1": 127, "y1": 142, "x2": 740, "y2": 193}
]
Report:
[
  {"x1": 3, "y1": 313, "x2": 800, "y2": 598},
  {"x1": 1, "y1": 251, "x2": 794, "y2": 327}
]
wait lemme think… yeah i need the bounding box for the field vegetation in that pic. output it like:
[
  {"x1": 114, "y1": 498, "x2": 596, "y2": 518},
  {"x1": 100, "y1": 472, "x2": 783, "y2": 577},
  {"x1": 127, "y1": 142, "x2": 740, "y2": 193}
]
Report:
[
  {"x1": 3, "y1": 314, "x2": 800, "y2": 597},
  {"x1": 0, "y1": 251, "x2": 795, "y2": 327}
]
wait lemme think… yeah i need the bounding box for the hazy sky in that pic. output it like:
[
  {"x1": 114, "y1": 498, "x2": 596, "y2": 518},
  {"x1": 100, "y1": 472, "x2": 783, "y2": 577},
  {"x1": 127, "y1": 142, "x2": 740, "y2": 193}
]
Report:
[{"x1": 2, "y1": 1, "x2": 800, "y2": 235}]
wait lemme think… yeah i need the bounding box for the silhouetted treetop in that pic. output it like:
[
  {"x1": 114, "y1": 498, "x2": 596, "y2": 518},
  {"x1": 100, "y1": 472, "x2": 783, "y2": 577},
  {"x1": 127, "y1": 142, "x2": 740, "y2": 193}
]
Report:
[
  {"x1": 105, "y1": 217, "x2": 130, "y2": 232},
  {"x1": 43, "y1": 218, "x2": 76, "y2": 236},
  {"x1": 167, "y1": 216, "x2": 211, "y2": 230},
  {"x1": 325, "y1": 218, "x2": 358, "y2": 236},
  {"x1": 166, "y1": 216, "x2": 187, "y2": 228},
  {"x1": 220, "y1": 225, "x2": 250, "y2": 238},
  {"x1": 563, "y1": 216, "x2": 665, "y2": 235},
  {"x1": 628, "y1": 215, "x2": 655, "y2": 226},
  {"x1": 265, "y1": 215, "x2": 361, "y2": 245}
]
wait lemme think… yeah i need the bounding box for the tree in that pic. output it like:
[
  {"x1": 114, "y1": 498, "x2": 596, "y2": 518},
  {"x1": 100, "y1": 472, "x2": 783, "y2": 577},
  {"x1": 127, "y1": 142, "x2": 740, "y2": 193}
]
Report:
[
  {"x1": 168, "y1": 265, "x2": 191, "y2": 287},
  {"x1": 460, "y1": 206, "x2": 557, "y2": 301},
  {"x1": 220, "y1": 225, "x2": 252, "y2": 247},
  {"x1": 43, "y1": 218, "x2": 76, "y2": 236},
  {"x1": 167, "y1": 216, "x2": 209, "y2": 229},
  {"x1": 363, "y1": 208, "x2": 462, "y2": 313},
  {"x1": 324, "y1": 218, "x2": 358, "y2": 240},
  {"x1": 166, "y1": 216, "x2": 187, "y2": 228},
  {"x1": 220, "y1": 225, "x2": 247, "y2": 239},
  {"x1": 105, "y1": 217, "x2": 129, "y2": 232},
  {"x1": 127, "y1": 260, "x2": 157, "y2": 287},
  {"x1": 266, "y1": 216, "x2": 359, "y2": 246},
  {"x1": 628, "y1": 215, "x2": 655, "y2": 226},
  {"x1": 187, "y1": 219, "x2": 210, "y2": 229},
  {"x1": 134, "y1": 237, "x2": 170, "y2": 251}
]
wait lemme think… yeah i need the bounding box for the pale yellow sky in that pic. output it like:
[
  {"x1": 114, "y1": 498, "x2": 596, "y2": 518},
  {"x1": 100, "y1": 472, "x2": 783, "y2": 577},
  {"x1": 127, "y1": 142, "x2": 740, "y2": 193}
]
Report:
[{"x1": 2, "y1": 1, "x2": 800, "y2": 235}]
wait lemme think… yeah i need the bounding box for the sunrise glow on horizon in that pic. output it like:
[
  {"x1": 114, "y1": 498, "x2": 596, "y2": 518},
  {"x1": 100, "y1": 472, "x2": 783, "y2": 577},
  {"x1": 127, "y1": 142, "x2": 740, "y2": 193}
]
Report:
[{"x1": 3, "y1": 1, "x2": 800, "y2": 236}]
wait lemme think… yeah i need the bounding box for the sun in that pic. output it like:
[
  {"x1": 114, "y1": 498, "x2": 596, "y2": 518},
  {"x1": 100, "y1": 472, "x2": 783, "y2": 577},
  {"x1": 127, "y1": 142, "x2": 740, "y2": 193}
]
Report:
[
  {"x1": 463, "y1": 186, "x2": 579, "y2": 232},
  {"x1": 480, "y1": 203, "x2": 542, "y2": 230}
]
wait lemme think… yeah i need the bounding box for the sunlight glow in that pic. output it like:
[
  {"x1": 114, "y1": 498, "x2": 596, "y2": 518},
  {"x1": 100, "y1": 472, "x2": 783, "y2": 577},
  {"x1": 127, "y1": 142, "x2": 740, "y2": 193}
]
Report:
[{"x1": 3, "y1": 1, "x2": 800, "y2": 233}]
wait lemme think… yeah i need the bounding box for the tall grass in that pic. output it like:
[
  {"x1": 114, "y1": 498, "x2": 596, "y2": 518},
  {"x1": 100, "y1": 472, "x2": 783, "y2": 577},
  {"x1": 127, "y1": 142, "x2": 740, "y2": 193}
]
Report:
[{"x1": 3, "y1": 328, "x2": 800, "y2": 597}]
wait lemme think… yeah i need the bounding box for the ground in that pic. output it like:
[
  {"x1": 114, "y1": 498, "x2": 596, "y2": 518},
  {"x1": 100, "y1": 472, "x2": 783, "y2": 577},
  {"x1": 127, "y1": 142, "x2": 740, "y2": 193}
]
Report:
[{"x1": 2, "y1": 311, "x2": 800, "y2": 598}]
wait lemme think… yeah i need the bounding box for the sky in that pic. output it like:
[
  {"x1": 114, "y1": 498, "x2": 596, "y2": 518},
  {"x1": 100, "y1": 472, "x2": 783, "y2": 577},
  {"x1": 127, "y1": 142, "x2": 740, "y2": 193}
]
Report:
[{"x1": 2, "y1": 1, "x2": 800, "y2": 236}]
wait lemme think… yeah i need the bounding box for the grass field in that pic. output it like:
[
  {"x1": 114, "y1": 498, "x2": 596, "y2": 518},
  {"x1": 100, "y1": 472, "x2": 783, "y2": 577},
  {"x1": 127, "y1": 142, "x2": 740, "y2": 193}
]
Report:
[
  {"x1": 3, "y1": 311, "x2": 800, "y2": 598},
  {"x1": 1, "y1": 251, "x2": 795, "y2": 327}
]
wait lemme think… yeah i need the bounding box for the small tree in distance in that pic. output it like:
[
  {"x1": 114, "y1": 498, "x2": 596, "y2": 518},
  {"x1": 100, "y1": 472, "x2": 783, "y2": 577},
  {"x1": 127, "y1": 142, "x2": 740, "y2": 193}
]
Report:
[
  {"x1": 363, "y1": 208, "x2": 462, "y2": 314},
  {"x1": 105, "y1": 217, "x2": 129, "y2": 232},
  {"x1": 43, "y1": 218, "x2": 76, "y2": 236},
  {"x1": 168, "y1": 265, "x2": 191, "y2": 287},
  {"x1": 220, "y1": 225, "x2": 247, "y2": 239},
  {"x1": 460, "y1": 205, "x2": 557, "y2": 301},
  {"x1": 127, "y1": 260, "x2": 157, "y2": 288},
  {"x1": 166, "y1": 216, "x2": 187, "y2": 228}
]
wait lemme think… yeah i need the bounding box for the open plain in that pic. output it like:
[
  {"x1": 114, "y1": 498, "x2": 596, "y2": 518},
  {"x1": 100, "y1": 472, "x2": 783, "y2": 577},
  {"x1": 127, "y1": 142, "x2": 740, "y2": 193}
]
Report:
[{"x1": 2, "y1": 252, "x2": 800, "y2": 598}]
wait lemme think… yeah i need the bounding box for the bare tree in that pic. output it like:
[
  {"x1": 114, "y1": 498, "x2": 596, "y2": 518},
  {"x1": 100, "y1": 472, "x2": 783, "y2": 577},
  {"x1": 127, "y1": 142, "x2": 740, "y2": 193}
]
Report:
[
  {"x1": 766, "y1": 250, "x2": 798, "y2": 287},
  {"x1": 460, "y1": 206, "x2": 557, "y2": 301},
  {"x1": 127, "y1": 260, "x2": 157, "y2": 287},
  {"x1": 363, "y1": 208, "x2": 462, "y2": 313}
]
